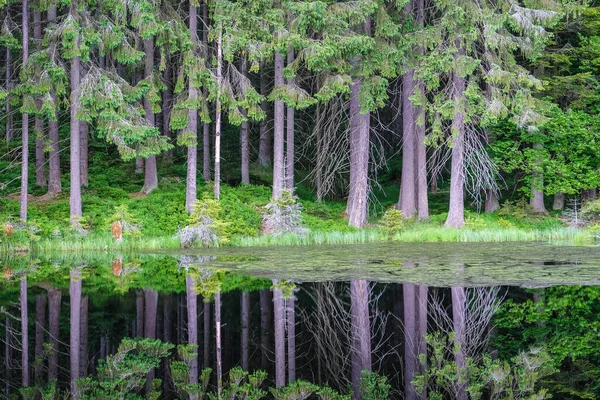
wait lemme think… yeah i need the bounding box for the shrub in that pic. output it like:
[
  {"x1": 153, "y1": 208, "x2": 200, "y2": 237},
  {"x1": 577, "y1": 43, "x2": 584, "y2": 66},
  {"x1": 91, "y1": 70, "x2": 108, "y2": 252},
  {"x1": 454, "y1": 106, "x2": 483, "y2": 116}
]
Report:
[
  {"x1": 178, "y1": 195, "x2": 231, "y2": 247},
  {"x1": 262, "y1": 189, "x2": 306, "y2": 235},
  {"x1": 379, "y1": 208, "x2": 405, "y2": 237},
  {"x1": 497, "y1": 199, "x2": 530, "y2": 220},
  {"x1": 106, "y1": 204, "x2": 141, "y2": 238},
  {"x1": 581, "y1": 199, "x2": 600, "y2": 223}
]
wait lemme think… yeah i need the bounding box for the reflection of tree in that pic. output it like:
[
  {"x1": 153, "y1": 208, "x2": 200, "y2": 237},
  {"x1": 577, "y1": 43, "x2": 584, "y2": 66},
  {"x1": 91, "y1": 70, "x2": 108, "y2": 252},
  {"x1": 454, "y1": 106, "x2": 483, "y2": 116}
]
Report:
[
  {"x1": 350, "y1": 280, "x2": 371, "y2": 399},
  {"x1": 70, "y1": 268, "x2": 82, "y2": 399}
]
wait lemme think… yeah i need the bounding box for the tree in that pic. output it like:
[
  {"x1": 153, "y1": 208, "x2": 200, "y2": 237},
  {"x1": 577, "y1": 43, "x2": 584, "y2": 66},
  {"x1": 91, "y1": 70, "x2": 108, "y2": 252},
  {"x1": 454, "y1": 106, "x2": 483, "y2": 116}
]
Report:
[{"x1": 19, "y1": 0, "x2": 29, "y2": 221}]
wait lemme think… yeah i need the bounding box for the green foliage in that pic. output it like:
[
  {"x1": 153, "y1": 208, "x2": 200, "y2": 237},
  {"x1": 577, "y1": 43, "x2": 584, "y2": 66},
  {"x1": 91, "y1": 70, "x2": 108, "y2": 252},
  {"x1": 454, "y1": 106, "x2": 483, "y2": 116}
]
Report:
[
  {"x1": 106, "y1": 204, "x2": 141, "y2": 237},
  {"x1": 263, "y1": 189, "x2": 305, "y2": 235},
  {"x1": 378, "y1": 208, "x2": 405, "y2": 237},
  {"x1": 359, "y1": 371, "x2": 391, "y2": 400},
  {"x1": 270, "y1": 380, "x2": 319, "y2": 400},
  {"x1": 581, "y1": 199, "x2": 600, "y2": 223}
]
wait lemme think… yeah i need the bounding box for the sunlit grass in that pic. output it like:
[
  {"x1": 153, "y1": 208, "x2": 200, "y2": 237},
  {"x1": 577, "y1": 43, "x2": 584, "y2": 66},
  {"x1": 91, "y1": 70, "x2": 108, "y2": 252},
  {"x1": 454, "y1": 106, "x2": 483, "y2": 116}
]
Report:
[{"x1": 31, "y1": 234, "x2": 180, "y2": 253}]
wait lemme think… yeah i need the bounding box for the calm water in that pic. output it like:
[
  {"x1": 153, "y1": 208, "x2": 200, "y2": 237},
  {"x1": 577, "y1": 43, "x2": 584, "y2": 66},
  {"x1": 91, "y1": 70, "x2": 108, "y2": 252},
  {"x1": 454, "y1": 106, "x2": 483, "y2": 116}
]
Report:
[{"x1": 1, "y1": 242, "x2": 600, "y2": 399}]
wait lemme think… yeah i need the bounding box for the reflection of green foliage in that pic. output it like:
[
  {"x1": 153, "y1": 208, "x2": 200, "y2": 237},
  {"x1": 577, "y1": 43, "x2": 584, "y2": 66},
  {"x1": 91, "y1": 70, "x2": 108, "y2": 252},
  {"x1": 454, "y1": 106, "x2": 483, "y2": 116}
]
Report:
[
  {"x1": 195, "y1": 269, "x2": 226, "y2": 301},
  {"x1": 270, "y1": 380, "x2": 318, "y2": 400},
  {"x1": 106, "y1": 204, "x2": 142, "y2": 238},
  {"x1": 209, "y1": 367, "x2": 267, "y2": 400},
  {"x1": 359, "y1": 371, "x2": 391, "y2": 400},
  {"x1": 271, "y1": 279, "x2": 296, "y2": 299}
]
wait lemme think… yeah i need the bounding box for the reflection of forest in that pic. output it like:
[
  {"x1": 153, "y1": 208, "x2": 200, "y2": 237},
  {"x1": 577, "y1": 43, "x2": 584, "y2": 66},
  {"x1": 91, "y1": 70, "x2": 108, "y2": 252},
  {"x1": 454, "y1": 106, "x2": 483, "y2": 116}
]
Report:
[{"x1": 0, "y1": 256, "x2": 599, "y2": 398}]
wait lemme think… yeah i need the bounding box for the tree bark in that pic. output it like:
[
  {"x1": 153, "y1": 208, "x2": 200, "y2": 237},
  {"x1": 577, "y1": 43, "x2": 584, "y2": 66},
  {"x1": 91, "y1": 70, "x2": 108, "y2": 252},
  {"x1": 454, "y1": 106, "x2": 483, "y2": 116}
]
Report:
[
  {"x1": 530, "y1": 142, "x2": 548, "y2": 214},
  {"x1": 162, "y1": 64, "x2": 173, "y2": 159},
  {"x1": 553, "y1": 192, "x2": 565, "y2": 210},
  {"x1": 400, "y1": 41, "x2": 417, "y2": 218},
  {"x1": 240, "y1": 57, "x2": 250, "y2": 185},
  {"x1": 142, "y1": 37, "x2": 158, "y2": 194},
  {"x1": 287, "y1": 295, "x2": 296, "y2": 383},
  {"x1": 144, "y1": 288, "x2": 158, "y2": 393},
  {"x1": 20, "y1": 0, "x2": 30, "y2": 221},
  {"x1": 186, "y1": 275, "x2": 199, "y2": 387},
  {"x1": 136, "y1": 290, "x2": 144, "y2": 337},
  {"x1": 70, "y1": 270, "x2": 82, "y2": 399},
  {"x1": 259, "y1": 289, "x2": 272, "y2": 371},
  {"x1": 445, "y1": 49, "x2": 467, "y2": 228},
  {"x1": 34, "y1": 12, "x2": 46, "y2": 188},
  {"x1": 80, "y1": 296, "x2": 89, "y2": 377},
  {"x1": 214, "y1": 24, "x2": 223, "y2": 199},
  {"x1": 403, "y1": 283, "x2": 417, "y2": 400},
  {"x1": 414, "y1": 0, "x2": 428, "y2": 219},
  {"x1": 485, "y1": 189, "x2": 500, "y2": 213},
  {"x1": 273, "y1": 51, "x2": 285, "y2": 199},
  {"x1": 241, "y1": 291, "x2": 250, "y2": 371},
  {"x1": 69, "y1": 50, "x2": 83, "y2": 222},
  {"x1": 350, "y1": 280, "x2": 371, "y2": 399},
  {"x1": 5, "y1": 46, "x2": 12, "y2": 142},
  {"x1": 186, "y1": 3, "x2": 199, "y2": 214},
  {"x1": 582, "y1": 188, "x2": 597, "y2": 201},
  {"x1": 451, "y1": 286, "x2": 468, "y2": 400},
  {"x1": 21, "y1": 278, "x2": 30, "y2": 387},
  {"x1": 273, "y1": 281, "x2": 286, "y2": 387},
  {"x1": 285, "y1": 48, "x2": 295, "y2": 190},
  {"x1": 46, "y1": 4, "x2": 61, "y2": 197},
  {"x1": 35, "y1": 293, "x2": 47, "y2": 383},
  {"x1": 258, "y1": 69, "x2": 272, "y2": 168},
  {"x1": 48, "y1": 288, "x2": 61, "y2": 381},
  {"x1": 215, "y1": 291, "x2": 222, "y2": 396},
  {"x1": 5, "y1": 316, "x2": 11, "y2": 396},
  {"x1": 203, "y1": 301, "x2": 211, "y2": 369},
  {"x1": 80, "y1": 122, "x2": 88, "y2": 186},
  {"x1": 416, "y1": 285, "x2": 428, "y2": 398}
]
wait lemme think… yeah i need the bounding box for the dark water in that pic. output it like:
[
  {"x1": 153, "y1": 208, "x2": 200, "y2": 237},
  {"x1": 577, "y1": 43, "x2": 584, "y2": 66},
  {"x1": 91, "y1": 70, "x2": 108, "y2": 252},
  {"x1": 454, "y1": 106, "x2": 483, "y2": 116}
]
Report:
[{"x1": 1, "y1": 242, "x2": 600, "y2": 399}]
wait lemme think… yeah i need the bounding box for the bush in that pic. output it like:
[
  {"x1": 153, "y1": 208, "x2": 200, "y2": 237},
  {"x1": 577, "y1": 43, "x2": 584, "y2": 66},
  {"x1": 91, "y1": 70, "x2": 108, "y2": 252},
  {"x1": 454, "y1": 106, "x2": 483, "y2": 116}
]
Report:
[
  {"x1": 262, "y1": 189, "x2": 306, "y2": 235},
  {"x1": 178, "y1": 195, "x2": 231, "y2": 247},
  {"x1": 379, "y1": 208, "x2": 405, "y2": 237},
  {"x1": 581, "y1": 199, "x2": 600, "y2": 223}
]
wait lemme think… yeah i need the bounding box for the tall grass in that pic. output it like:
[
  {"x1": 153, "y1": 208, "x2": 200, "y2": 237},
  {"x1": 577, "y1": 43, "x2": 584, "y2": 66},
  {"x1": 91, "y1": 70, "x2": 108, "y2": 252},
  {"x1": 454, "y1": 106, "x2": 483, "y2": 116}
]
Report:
[{"x1": 31, "y1": 234, "x2": 181, "y2": 253}]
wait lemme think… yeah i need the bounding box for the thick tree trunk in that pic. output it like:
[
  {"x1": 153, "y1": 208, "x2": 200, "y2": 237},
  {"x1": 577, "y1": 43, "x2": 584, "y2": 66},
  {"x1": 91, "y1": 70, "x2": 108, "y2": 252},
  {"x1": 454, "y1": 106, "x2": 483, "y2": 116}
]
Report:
[
  {"x1": 20, "y1": 0, "x2": 30, "y2": 221},
  {"x1": 35, "y1": 293, "x2": 47, "y2": 382},
  {"x1": 347, "y1": 81, "x2": 370, "y2": 228},
  {"x1": 69, "y1": 54, "x2": 82, "y2": 223},
  {"x1": 530, "y1": 142, "x2": 547, "y2": 214},
  {"x1": 350, "y1": 280, "x2": 372, "y2": 399},
  {"x1": 273, "y1": 51, "x2": 285, "y2": 199},
  {"x1": 553, "y1": 193, "x2": 565, "y2": 210},
  {"x1": 241, "y1": 291, "x2": 250, "y2": 371},
  {"x1": 136, "y1": 290, "x2": 144, "y2": 337},
  {"x1": 142, "y1": 37, "x2": 158, "y2": 194},
  {"x1": 80, "y1": 122, "x2": 88, "y2": 186},
  {"x1": 5, "y1": 46, "x2": 12, "y2": 142},
  {"x1": 240, "y1": 57, "x2": 250, "y2": 185},
  {"x1": 258, "y1": 70, "x2": 272, "y2": 168},
  {"x1": 582, "y1": 188, "x2": 597, "y2": 201},
  {"x1": 144, "y1": 289, "x2": 158, "y2": 393},
  {"x1": 215, "y1": 292, "x2": 222, "y2": 396},
  {"x1": 445, "y1": 59, "x2": 467, "y2": 228},
  {"x1": 46, "y1": 5, "x2": 60, "y2": 196},
  {"x1": 273, "y1": 281, "x2": 286, "y2": 387},
  {"x1": 485, "y1": 189, "x2": 500, "y2": 213},
  {"x1": 80, "y1": 296, "x2": 89, "y2": 376},
  {"x1": 21, "y1": 278, "x2": 29, "y2": 387},
  {"x1": 203, "y1": 301, "x2": 211, "y2": 369},
  {"x1": 287, "y1": 295, "x2": 296, "y2": 383},
  {"x1": 186, "y1": 276, "x2": 199, "y2": 387},
  {"x1": 34, "y1": 12, "x2": 45, "y2": 188},
  {"x1": 259, "y1": 289, "x2": 272, "y2": 371},
  {"x1": 48, "y1": 288, "x2": 61, "y2": 381},
  {"x1": 416, "y1": 285, "x2": 428, "y2": 398},
  {"x1": 285, "y1": 48, "x2": 295, "y2": 190},
  {"x1": 214, "y1": 25, "x2": 223, "y2": 199},
  {"x1": 70, "y1": 270, "x2": 82, "y2": 399},
  {"x1": 163, "y1": 294, "x2": 175, "y2": 397},
  {"x1": 400, "y1": 67, "x2": 417, "y2": 218},
  {"x1": 186, "y1": 3, "x2": 199, "y2": 214},
  {"x1": 162, "y1": 65, "x2": 173, "y2": 159},
  {"x1": 201, "y1": 3, "x2": 211, "y2": 182},
  {"x1": 403, "y1": 284, "x2": 417, "y2": 400},
  {"x1": 451, "y1": 286, "x2": 468, "y2": 400}
]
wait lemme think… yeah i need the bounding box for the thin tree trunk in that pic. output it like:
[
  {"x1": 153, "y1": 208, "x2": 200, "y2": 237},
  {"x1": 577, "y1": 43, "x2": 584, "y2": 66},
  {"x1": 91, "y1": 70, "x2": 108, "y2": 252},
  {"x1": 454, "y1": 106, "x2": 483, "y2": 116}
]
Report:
[
  {"x1": 451, "y1": 286, "x2": 468, "y2": 400},
  {"x1": 241, "y1": 291, "x2": 250, "y2": 371},
  {"x1": 21, "y1": 278, "x2": 29, "y2": 387},
  {"x1": 258, "y1": 69, "x2": 272, "y2": 168},
  {"x1": 485, "y1": 189, "x2": 500, "y2": 213},
  {"x1": 414, "y1": 0, "x2": 428, "y2": 219},
  {"x1": 34, "y1": 11, "x2": 45, "y2": 188},
  {"x1": 80, "y1": 296, "x2": 89, "y2": 376},
  {"x1": 285, "y1": 48, "x2": 295, "y2": 190},
  {"x1": 48, "y1": 288, "x2": 61, "y2": 381},
  {"x1": 144, "y1": 289, "x2": 158, "y2": 393},
  {"x1": 203, "y1": 301, "x2": 211, "y2": 369},
  {"x1": 445, "y1": 50, "x2": 467, "y2": 228},
  {"x1": 70, "y1": 270, "x2": 82, "y2": 399},
  {"x1": 273, "y1": 281, "x2": 286, "y2": 387},
  {"x1": 186, "y1": 276, "x2": 199, "y2": 387},
  {"x1": 416, "y1": 285, "x2": 428, "y2": 399},
  {"x1": 35, "y1": 293, "x2": 47, "y2": 382},
  {"x1": 142, "y1": 37, "x2": 158, "y2": 193},
  {"x1": 287, "y1": 295, "x2": 296, "y2": 383},
  {"x1": 163, "y1": 294, "x2": 174, "y2": 397},
  {"x1": 403, "y1": 283, "x2": 417, "y2": 400},
  {"x1": 20, "y1": 0, "x2": 30, "y2": 221},
  {"x1": 136, "y1": 290, "x2": 144, "y2": 337},
  {"x1": 163, "y1": 65, "x2": 173, "y2": 159},
  {"x1": 5, "y1": 46, "x2": 12, "y2": 142},
  {"x1": 46, "y1": 4, "x2": 60, "y2": 196},
  {"x1": 69, "y1": 50, "x2": 83, "y2": 222},
  {"x1": 259, "y1": 289, "x2": 272, "y2": 371},
  {"x1": 80, "y1": 122, "x2": 88, "y2": 186},
  {"x1": 273, "y1": 50, "x2": 285, "y2": 199},
  {"x1": 5, "y1": 316, "x2": 11, "y2": 396},
  {"x1": 350, "y1": 280, "x2": 372, "y2": 399},
  {"x1": 214, "y1": 24, "x2": 223, "y2": 199},
  {"x1": 186, "y1": 3, "x2": 199, "y2": 214},
  {"x1": 215, "y1": 291, "x2": 222, "y2": 396},
  {"x1": 530, "y1": 142, "x2": 547, "y2": 214},
  {"x1": 240, "y1": 57, "x2": 250, "y2": 185},
  {"x1": 553, "y1": 193, "x2": 565, "y2": 210}
]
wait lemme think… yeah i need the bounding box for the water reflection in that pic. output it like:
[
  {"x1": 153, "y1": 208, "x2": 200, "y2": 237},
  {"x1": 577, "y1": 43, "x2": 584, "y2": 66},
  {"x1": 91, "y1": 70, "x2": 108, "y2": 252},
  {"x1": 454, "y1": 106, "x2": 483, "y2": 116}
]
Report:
[{"x1": 0, "y1": 250, "x2": 599, "y2": 398}]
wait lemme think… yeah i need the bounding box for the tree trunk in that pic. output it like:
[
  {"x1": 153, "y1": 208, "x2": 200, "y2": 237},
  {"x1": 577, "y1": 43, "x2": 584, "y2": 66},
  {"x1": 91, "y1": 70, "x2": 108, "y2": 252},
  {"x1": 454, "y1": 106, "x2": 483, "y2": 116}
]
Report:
[
  {"x1": 34, "y1": 12, "x2": 46, "y2": 188},
  {"x1": 215, "y1": 291, "x2": 222, "y2": 396},
  {"x1": 553, "y1": 193, "x2": 565, "y2": 210},
  {"x1": 485, "y1": 189, "x2": 500, "y2": 213},
  {"x1": 80, "y1": 296, "x2": 89, "y2": 376},
  {"x1": 240, "y1": 57, "x2": 250, "y2": 185},
  {"x1": 414, "y1": 27, "x2": 429, "y2": 221},
  {"x1": 259, "y1": 289, "x2": 272, "y2": 371},
  {"x1": 48, "y1": 288, "x2": 61, "y2": 381},
  {"x1": 144, "y1": 288, "x2": 158, "y2": 380},
  {"x1": 400, "y1": 65, "x2": 417, "y2": 218},
  {"x1": 163, "y1": 65, "x2": 173, "y2": 159},
  {"x1": 347, "y1": 81, "x2": 370, "y2": 228},
  {"x1": 136, "y1": 290, "x2": 144, "y2": 337},
  {"x1": 186, "y1": 276, "x2": 199, "y2": 387},
  {"x1": 80, "y1": 122, "x2": 88, "y2": 186},
  {"x1": 350, "y1": 280, "x2": 371, "y2": 399},
  {"x1": 530, "y1": 142, "x2": 548, "y2": 214},
  {"x1": 445, "y1": 52, "x2": 467, "y2": 228},
  {"x1": 214, "y1": 24, "x2": 223, "y2": 200},
  {"x1": 403, "y1": 283, "x2": 417, "y2": 400},
  {"x1": 451, "y1": 286, "x2": 468, "y2": 400},
  {"x1": 582, "y1": 188, "x2": 597, "y2": 202},
  {"x1": 46, "y1": 4, "x2": 60, "y2": 196},
  {"x1": 142, "y1": 37, "x2": 158, "y2": 194},
  {"x1": 241, "y1": 291, "x2": 250, "y2": 371},
  {"x1": 163, "y1": 294, "x2": 175, "y2": 397},
  {"x1": 416, "y1": 285, "x2": 428, "y2": 398},
  {"x1": 287, "y1": 295, "x2": 296, "y2": 383},
  {"x1": 285, "y1": 48, "x2": 295, "y2": 190},
  {"x1": 5, "y1": 316, "x2": 11, "y2": 396},
  {"x1": 70, "y1": 51, "x2": 83, "y2": 223},
  {"x1": 273, "y1": 50, "x2": 285, "y2": 199},
  {"x1": 273, "y1": 281, "x2": 286, "y2": 387},
  {"x1": 203, "y1": 301, "x2": 211, "y2": 369},
  {"x1": 21, "y1": 278, "x2": 30, "y2": 387},
  {"x1": 186, "y1": 3, "x2": 199, "y2": 214},
  {"x1": 258, "y1": 69, "x2": 272, "y2": 168},
  {"x1": 20, "y1": 0, "x2": 30, "y2": 221},
  {"x1": 70, "y1": 270, "x2": 82, "y2": 399},
  {"x1": 35, "y1": 293, "x2": 47, "y2": 382},
  {"x1": 5, "y1": 46, "x2": 12, "y2": 142}
]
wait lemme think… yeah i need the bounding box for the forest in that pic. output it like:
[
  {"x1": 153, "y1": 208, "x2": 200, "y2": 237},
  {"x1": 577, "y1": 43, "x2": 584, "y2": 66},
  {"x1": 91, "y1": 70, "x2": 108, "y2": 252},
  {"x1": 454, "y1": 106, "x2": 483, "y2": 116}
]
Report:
[{"x1": 1, "y1": 0, "x2": 600, "y2": 250}]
